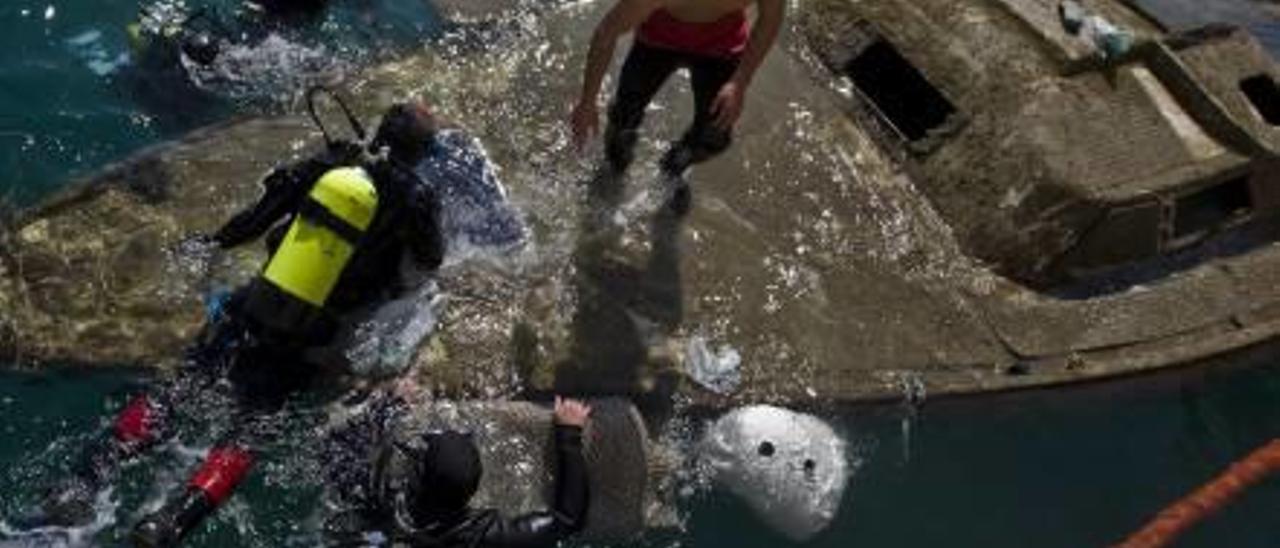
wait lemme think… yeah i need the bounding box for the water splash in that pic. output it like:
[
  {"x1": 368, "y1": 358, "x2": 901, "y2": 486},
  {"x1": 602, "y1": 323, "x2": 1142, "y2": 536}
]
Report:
[
  {"x1": 64, "y1": 30, "x2": 130, "y2": 76},
  {"x1": 183, "y1": 34, "x2": 348, "y2": 105},
  {"x1": 0, "y1": 487, "x2": 119, "y2": 548}
]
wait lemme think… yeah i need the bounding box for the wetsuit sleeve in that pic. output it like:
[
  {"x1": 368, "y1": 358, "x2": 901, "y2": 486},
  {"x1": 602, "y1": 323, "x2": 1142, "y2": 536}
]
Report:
[
  {"x1": 478, "y1": 424, "x2": 590, "y2": 547},
  {"x1": 407, "y1": 182, "x2": 445, "y2": 272},
  {"x1": 211, "y1": 156, "x2": 332, "y2": 249}
]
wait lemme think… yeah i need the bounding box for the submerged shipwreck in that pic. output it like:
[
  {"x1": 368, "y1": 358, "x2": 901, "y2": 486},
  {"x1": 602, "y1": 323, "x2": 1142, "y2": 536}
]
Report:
[{"x1": 1, "y1": 0, "x2": 1279, "y2": 406}]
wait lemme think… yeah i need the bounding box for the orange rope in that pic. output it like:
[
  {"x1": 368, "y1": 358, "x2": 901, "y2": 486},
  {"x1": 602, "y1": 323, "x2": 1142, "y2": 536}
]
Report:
[{"x1": 1116, "y1": 439, "x2": 1280, "y2": 548}]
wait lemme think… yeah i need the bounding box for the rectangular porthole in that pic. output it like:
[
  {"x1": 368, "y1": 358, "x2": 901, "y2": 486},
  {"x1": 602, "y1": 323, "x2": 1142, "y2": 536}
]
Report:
[
  {"x1": 1173, "y1": 175, "x2": 1253, "y2": 240},
  {"x1": 1239, "y1": 74, "x2": 1280, "y2": 125},
  {"x1": 841, "y1": 39, "x2": 957, "y2": 142}
]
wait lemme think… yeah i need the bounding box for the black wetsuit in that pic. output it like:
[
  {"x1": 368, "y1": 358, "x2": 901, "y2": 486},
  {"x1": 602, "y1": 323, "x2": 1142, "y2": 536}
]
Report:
[
  {"x1": 606, "y1": 41, "x2": 740, "y2": 174},
  {"x1": 47, "y1": 144, "x2": 445, "y2": 535},
  {"x1": 214, "y1": 143, "x2": 444, "y2": 320},
  {"x1": 323, "y1": 397, "x2": 591, "y2": 547},
  {"x1": 197, "y1": 143, "x2": 445, "y2": 399}
]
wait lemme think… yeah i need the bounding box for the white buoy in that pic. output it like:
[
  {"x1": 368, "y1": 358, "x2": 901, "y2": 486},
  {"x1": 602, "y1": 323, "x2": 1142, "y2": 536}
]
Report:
[{"x1": 701, "y1": 405, "x2": 849, "y2": 541}]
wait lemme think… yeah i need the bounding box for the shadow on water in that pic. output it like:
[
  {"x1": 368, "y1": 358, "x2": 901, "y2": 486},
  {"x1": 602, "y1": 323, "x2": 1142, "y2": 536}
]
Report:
[{"x1": 552, "y1": 167, "x2": 687, "y2": 427}]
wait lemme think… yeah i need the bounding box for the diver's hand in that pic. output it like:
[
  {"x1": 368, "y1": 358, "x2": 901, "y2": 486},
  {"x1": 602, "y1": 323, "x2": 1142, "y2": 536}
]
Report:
[
  {"x1": 711, "y1": 80, "x2": 745, "y2": 131},
  {"x1": 554, "y1": 396, "x2": 592, "y2": 427},
  {"x1": 569, "y1": 99, "x2": 600, "y2": 151}
]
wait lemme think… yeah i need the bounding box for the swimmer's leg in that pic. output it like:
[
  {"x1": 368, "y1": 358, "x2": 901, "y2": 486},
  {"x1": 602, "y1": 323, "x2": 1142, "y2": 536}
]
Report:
[
  {"x1": 606, "y1": 43, "x2": 680, "y2": 174},
  {"x1": 32, "y1": 308, "x2": 243, "y2": 528},
  {"x1": 130, "y1": 440, "x2": 254, "y2": 548},
  {"x1": 660, "y1": 53, "x2": 740, "y2": 178},
  {"x1": 31, "y1": 390, "x2": 176, "y2": 527},
  {"x1": 131, "y1": 339, "x2": 313, "y2": 546}
]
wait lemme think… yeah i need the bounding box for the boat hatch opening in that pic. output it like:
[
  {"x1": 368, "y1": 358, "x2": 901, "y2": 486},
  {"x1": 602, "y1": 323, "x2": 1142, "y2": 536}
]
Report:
[
  {"x1": 1239, "y1": 74, "x2": 1280, "y2": 126},
  {"x1": 842, "y1": 39, "x2": 957, "y2": 142},
  {"x1": 1173, "y1": 175, "x2": 1252, "y2": 240}
]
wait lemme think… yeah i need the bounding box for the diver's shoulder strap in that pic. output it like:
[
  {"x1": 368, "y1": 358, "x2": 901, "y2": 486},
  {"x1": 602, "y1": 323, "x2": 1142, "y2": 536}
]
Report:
[
  {"x1": 296, "y1": 165, "x2": 379, "y2": 244},
  {"x1": 322, "y1": 140, "x2": 367, "y2": 167},
  {"x1": 297, "y1": 198, "x2": 364, "y2": 244}
]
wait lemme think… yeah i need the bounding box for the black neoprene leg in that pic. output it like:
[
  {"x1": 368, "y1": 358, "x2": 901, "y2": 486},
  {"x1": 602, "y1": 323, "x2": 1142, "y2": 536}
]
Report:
[
  {"x1": 662, "y1": 54, "x2": 740, "y2": 175},
  {"x1": 606, "y1": 42, "x2": 681, "y2": 173}
]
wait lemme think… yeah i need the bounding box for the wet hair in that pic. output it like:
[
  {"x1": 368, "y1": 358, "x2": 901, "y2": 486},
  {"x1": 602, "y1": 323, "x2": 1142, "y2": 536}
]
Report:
[
  {"x1": 371, "y1": 102, "x2": 438, "y2": 166},
  {"x1": 407, "y1": 430, "x2": 482, "y2": 521}
]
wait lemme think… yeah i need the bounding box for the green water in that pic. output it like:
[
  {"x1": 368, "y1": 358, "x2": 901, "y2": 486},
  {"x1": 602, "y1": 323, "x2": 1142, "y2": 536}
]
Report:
[{"x1": 3, "y1": 0, "x2": 1280, "y2": 545}]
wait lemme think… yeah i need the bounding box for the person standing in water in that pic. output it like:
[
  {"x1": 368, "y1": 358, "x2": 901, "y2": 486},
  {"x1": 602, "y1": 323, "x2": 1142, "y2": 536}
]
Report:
[{"x1": 569, "y1": 0, "x2": 785, "y2": 181}]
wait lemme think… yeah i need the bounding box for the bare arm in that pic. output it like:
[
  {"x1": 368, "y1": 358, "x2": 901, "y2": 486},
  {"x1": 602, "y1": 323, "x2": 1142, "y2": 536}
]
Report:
[
  {"x1": 570, "y1": 0, "x2": 664, "y2": 148},
  {"x1": 732, "y1": 0, "x2": 784, "y2": 87},
  {"x1": 711, "y1": 0, "x2": 785, "y2": 129}
]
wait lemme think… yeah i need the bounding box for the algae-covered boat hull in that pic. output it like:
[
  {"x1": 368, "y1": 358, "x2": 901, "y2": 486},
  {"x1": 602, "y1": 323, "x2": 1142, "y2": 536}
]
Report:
[{"x1": 5, "y1": 0, "x2": 1280, "y2": 405}]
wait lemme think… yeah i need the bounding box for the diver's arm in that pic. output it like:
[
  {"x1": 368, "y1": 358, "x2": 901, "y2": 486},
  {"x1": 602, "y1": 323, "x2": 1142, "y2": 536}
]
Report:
[
  {"x1": 478, "y1": 426, "x2": 589, "y2": 547},
  {"x1": 732, "y1": 0, "x2": 784, "y2": 89},
  {"x1": 480, "y1": 399, "x2": 591, "y2": 547},
  {"x1": 570, "y1": 0, "x2": 664, "y2": 148},
  {"x1": 710, "y1": 0, "x2": 784, "y2": 130},
  {"x1": 211, "y1": 157, "x2": 330, "y2": 248},
  {"x1": 550, "y1": 422, "x2": 590, "y2": 531}
]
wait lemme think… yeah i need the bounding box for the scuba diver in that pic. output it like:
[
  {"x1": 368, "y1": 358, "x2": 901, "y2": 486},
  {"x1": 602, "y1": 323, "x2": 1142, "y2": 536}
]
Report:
[
  {"x1": 126, "y1": 0, "x2": 332, "y2": 72},
  {"x1": 28, "y1": 92, "x2": 447, "y2": 547},
  {"x1": 119, "y1": 1, "x2": 334, "y2": 125},
  {"x1": 323, "y1": 392, "x2": 592, "y2": 547}
]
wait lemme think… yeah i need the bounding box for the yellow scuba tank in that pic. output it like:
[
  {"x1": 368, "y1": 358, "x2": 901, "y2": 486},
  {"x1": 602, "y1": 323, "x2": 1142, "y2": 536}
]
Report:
[
  {"x1": 262, "y1": 166, "x2": 379, "y2": 308},
  {"x1": 242, "y1": 166, "x2": 378, "y2": 339},
  {"x1": 241, "y1": 88, "x2": 377, "y2": 340}
]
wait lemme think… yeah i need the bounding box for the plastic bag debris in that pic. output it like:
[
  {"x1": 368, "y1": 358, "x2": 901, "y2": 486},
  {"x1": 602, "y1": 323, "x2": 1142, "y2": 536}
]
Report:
[
  {"x1": 343, "y1": 283, "x2": 447, "y2": 379},
  {"x1": 685, "y1": 336, "x2": 741, "y2": 394}
]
